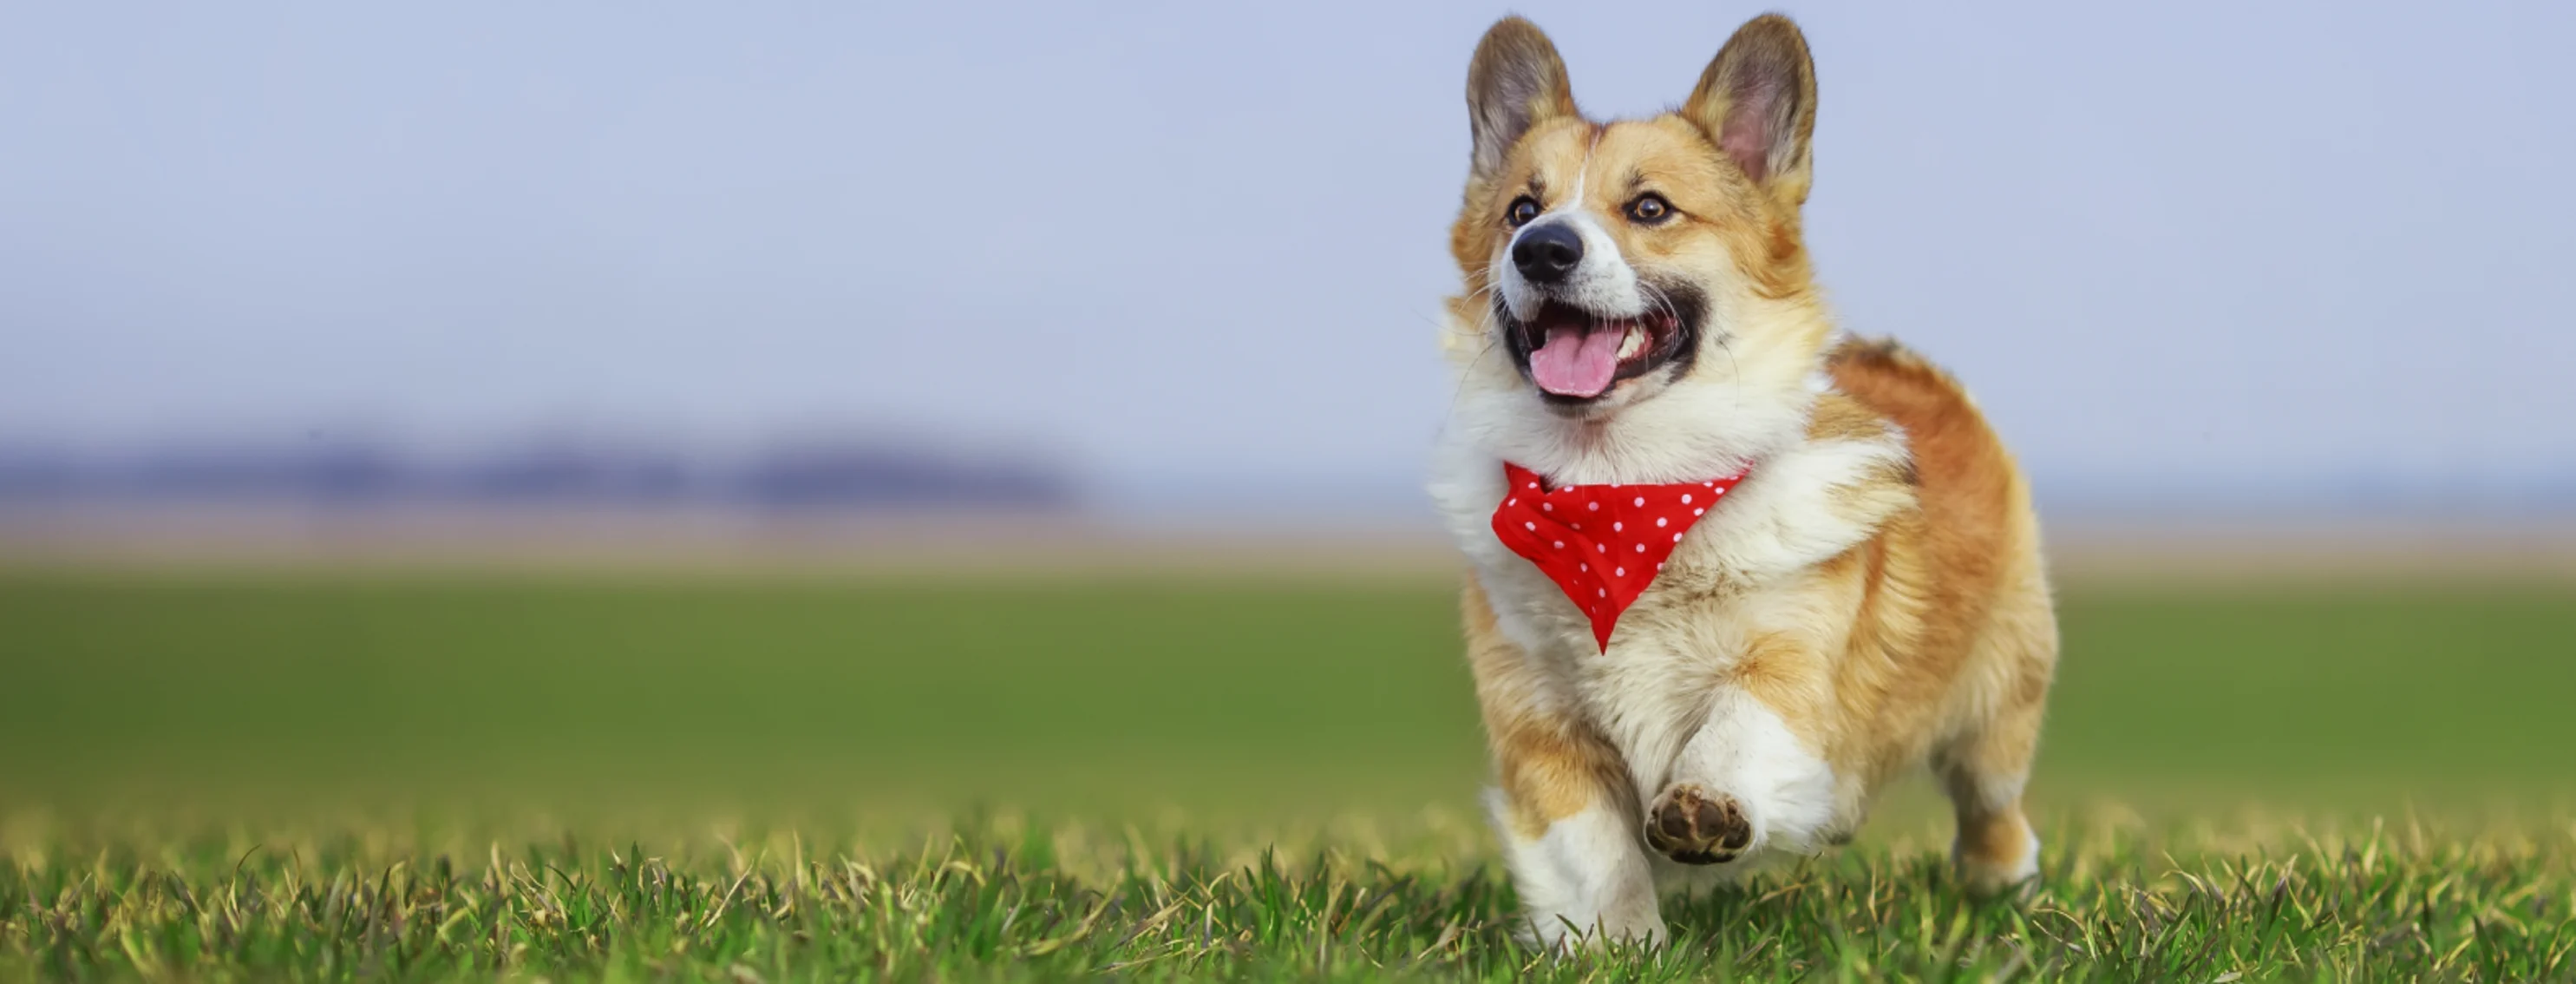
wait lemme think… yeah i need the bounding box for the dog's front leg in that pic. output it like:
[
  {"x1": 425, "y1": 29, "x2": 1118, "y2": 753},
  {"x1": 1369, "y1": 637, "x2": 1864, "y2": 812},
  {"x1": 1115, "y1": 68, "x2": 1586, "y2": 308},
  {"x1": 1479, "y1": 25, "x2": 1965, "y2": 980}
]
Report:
[
  {"x1": 1463, "y1": 585, "x2": 1663, "y2": 949},
  {"x1": 1648, "y1": 686, "x2": 1840, "y2": 867},
  {"x1": 1482, "y1": 720, "x2": 1661, "y2": 949}
]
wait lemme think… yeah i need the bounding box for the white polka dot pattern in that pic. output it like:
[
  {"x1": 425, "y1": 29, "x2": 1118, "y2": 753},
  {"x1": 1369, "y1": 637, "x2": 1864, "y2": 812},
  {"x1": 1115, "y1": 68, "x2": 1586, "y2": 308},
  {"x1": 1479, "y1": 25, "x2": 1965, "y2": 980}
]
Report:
[{"x1": 1489, "y1": 462, "x2": 1749, "y2": 652}]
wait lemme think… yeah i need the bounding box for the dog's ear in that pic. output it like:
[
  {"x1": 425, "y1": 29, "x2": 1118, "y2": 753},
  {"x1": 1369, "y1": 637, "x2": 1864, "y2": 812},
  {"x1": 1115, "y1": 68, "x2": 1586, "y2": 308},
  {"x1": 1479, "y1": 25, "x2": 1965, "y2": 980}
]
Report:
[
  {"x1": 1684, "y1": 13, "x2": 1818, "y2": 205},
  {"x1": 1466, "y1": 17, "x2": 1579, "y2": 181}
]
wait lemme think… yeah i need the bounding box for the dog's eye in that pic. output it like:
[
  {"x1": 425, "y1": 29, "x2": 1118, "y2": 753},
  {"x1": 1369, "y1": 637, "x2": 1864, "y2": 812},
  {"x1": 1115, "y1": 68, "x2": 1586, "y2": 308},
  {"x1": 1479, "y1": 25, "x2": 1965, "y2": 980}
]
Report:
[
  {"x1": 1507, "y1": 197, "x2": 1541, "y2": 226},
  {"x1": 1625, "y1": 194, "x2": 1673, "y2": 224}
]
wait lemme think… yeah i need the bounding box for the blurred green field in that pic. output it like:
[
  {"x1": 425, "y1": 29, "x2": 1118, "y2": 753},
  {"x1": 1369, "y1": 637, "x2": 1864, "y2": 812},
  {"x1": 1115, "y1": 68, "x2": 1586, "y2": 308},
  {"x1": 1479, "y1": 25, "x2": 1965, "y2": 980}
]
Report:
[
  {"x1": 3, "y1": 567, "x2": 2574, "y2": 979},
  {"x1": 0, "y1": 569, "x2": 2566, "y2": 814},
  {"x1": 2, "y1": 567, "x2": 2573, "y2": 815}
]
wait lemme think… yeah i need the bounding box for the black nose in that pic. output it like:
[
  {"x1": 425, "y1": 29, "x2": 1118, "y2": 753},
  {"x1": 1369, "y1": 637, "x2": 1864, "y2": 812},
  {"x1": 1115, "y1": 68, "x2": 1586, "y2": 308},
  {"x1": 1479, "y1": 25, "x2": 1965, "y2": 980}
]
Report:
[{"x1": 1511, "y1": 223, "x2": 1584, "y2": 284}]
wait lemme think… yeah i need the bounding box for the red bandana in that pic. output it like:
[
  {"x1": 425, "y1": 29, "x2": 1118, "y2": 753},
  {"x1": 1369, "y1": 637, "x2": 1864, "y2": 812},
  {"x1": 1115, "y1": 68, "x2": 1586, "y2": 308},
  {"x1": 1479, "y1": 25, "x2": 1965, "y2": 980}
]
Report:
[{"x1": 1490, "y1": 462, "x2": 1748, "y2": 652}]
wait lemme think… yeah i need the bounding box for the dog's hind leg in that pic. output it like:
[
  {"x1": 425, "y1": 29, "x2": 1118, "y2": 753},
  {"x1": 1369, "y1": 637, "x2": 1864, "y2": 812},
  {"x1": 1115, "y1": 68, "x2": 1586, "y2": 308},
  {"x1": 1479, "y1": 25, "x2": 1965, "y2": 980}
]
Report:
[
  {"x1": 1936, "y1": 658, "x2": 2050, "y2": 896},
  {"x1": 1463, "y1": 583, "x2": 1662, "y2": 950}
]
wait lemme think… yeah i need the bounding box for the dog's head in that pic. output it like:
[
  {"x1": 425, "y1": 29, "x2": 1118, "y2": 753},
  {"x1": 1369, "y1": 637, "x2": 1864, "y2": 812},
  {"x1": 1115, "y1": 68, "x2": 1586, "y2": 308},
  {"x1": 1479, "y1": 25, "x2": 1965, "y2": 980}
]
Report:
[{"x1": 1448, "y1": 15, "x2": 1828, "y2": 429}]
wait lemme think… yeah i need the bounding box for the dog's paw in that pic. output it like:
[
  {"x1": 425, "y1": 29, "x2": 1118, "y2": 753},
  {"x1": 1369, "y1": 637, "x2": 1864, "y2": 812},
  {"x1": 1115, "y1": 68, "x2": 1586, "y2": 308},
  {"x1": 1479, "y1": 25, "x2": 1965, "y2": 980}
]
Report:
[
  {"x1": 1644, "y1": 784, "x2": 1754, "y2": 864},
  {"x1": 1954, "y1": 828, "x2": 2042, "y2": 900}
]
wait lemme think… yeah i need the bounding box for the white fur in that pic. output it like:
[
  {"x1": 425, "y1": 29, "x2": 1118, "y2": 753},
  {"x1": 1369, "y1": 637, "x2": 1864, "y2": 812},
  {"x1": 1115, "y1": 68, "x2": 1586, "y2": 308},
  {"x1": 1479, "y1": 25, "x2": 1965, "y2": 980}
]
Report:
[
  {"x1": 1486, "y1": 792, "x2": 1665, "y2": 948},
  {"x1": 1569, "y1": 132, "x2": 1595, "y2": 204},
  {"x1": 1670, "y1": 431, "x2": 1909, "y2": 582},
  {"x1": 1668, "y1": 690, "x2": 1840, "y2": 856}
]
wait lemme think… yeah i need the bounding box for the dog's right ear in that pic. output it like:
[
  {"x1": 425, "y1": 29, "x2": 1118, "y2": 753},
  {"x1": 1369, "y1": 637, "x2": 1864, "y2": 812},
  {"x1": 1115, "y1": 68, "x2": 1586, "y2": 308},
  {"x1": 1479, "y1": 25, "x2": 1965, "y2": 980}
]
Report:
[{"x1": 1466, "y1": 17, "x2": 1578, "y2": 181}]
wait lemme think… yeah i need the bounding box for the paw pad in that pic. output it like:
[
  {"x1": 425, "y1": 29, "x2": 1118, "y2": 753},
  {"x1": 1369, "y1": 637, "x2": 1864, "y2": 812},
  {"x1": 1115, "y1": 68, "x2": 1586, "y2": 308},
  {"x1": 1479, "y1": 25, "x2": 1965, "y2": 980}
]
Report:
[{"x1": 1644, "y1": 784, "x2": 1753, "y2": 864}]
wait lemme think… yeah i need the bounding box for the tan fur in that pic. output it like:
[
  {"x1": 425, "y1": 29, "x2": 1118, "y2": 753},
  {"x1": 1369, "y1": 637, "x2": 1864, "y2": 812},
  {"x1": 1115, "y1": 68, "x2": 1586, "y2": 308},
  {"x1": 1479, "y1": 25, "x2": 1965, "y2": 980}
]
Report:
[
  {"x1": 1785, "y1": 345, "x2": 2057, "y2": 853},
  {"x1": 1436, "y1": 15, "x2": 2058, "y2": 941},
  {"x1": 1463, "y1": 581, "x2": 1631, "y2": 841}
]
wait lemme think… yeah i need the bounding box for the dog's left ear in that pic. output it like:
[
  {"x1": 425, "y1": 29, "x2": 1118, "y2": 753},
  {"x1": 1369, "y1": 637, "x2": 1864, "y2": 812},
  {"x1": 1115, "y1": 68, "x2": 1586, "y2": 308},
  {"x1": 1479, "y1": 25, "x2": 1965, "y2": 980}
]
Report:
[{"x1": 1684, "y1": 14, "x2": 1818, "y2": 206}]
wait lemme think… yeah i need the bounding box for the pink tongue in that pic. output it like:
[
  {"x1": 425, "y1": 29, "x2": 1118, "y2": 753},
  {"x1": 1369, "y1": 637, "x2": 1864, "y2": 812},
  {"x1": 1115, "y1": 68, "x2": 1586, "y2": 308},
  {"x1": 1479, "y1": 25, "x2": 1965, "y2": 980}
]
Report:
[{"x1": 1529, "y1": 325, "x2": 1622, "y2": 397}]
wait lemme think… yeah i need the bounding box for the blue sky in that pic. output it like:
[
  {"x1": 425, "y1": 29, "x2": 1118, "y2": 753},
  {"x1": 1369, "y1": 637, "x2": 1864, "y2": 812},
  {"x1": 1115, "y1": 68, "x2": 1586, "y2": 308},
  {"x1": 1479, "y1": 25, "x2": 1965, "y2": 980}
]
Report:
[{"x1": 3, "y1": 2, "x2": 2571, "y2": 515}]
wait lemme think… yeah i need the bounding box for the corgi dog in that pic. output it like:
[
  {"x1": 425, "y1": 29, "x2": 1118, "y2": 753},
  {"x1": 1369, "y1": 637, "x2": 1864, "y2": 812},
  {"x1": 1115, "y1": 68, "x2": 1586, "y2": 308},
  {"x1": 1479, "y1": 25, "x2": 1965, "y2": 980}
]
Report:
[{"x1": 1425, "y1": 13, "x2": 2059, "y2": 948}]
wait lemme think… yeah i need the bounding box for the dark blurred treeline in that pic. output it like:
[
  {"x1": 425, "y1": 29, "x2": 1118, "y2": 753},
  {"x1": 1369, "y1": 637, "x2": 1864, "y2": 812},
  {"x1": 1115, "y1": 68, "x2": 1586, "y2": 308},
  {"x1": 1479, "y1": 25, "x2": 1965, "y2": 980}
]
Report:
[{"x1": 0, "y1": 436, "x2": 1075, "y2": 511}]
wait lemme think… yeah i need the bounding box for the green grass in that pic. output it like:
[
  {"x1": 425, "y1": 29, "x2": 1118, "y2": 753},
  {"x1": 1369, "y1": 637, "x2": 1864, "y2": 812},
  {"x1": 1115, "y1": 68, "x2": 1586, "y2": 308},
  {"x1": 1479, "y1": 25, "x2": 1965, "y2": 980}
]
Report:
[
  {"x1": 5, "y1": 813, "x2": 2572, "y2": 981},
  {"x1": 2, "y1": 567, "x2": 2573, "y2": 979}
]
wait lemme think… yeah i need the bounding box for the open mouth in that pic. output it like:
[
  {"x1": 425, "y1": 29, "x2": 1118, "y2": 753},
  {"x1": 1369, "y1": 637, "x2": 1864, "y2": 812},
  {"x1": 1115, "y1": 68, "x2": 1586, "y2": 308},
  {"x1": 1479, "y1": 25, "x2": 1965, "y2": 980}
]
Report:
[{"x1": 1500, "y1": 292, "x2": 1699, "y2": 403}]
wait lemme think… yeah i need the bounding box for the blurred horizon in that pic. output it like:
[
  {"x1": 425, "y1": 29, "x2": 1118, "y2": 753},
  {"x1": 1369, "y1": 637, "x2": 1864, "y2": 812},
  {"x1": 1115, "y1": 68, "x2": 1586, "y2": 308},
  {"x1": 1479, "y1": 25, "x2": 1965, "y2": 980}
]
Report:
[{"x1": 4, "y1": 427, "x2": 2576, "y2": 528}]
